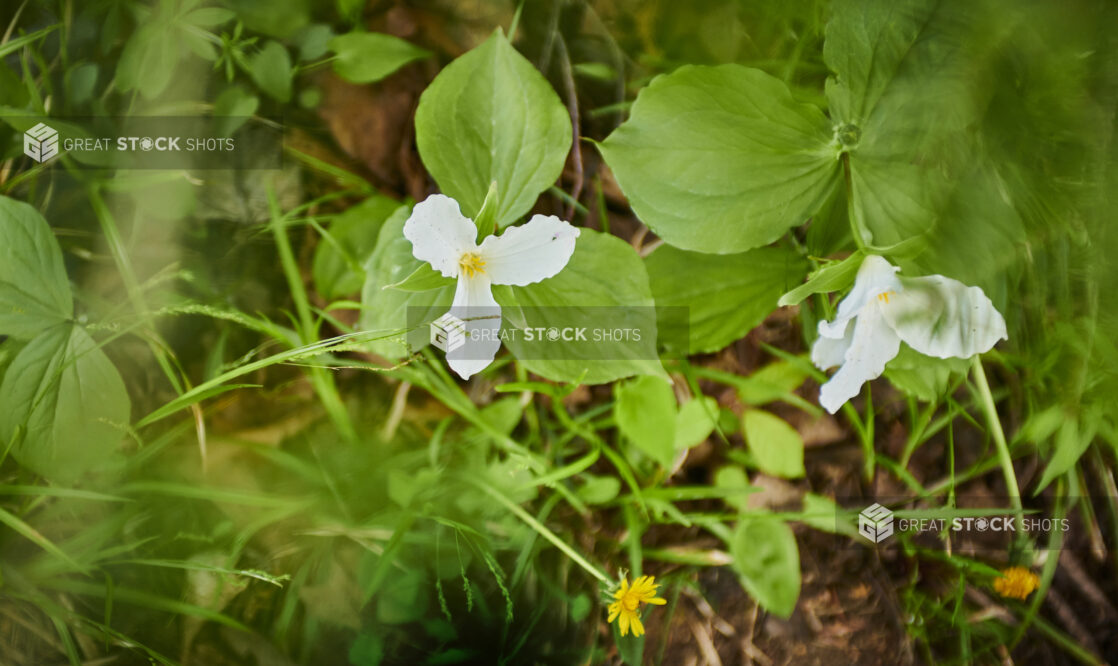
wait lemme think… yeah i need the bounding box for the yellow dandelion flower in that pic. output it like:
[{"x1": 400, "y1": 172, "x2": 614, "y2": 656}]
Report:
[
  {"x1": 994, "y1": 566, "x2": 1039, "y2": 600},
  {"x1": 607, "y1": 575, "x2": 666, "y2": 637}
]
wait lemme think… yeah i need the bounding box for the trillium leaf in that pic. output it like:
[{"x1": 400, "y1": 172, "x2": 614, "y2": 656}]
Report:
[
  {"x1": 599, "y1": 64, "x2": 839, "y2": 254},
  {"x1": 646, "y1": 244, "x2": 806, "y2": 354},
  {"x1": 313, "y1": 196, "x2": 405, "y2": 300},
  {"x1": 0, "y1": 196, "x2": 73, "y2": 339},
  {"x1": 501, "y1": 230, "x2": 666, "y2": 384},
  {"x1": 359, "y1": 207, "x2": 454, "y2": 358},
  {"x1": 742, "y1": 410, "x2": 804, "y2": 479},
  {"x1": 414, "y1": 30, "x2": 571, "y2": 228},
  {"x1": 729, "y1": 517, "x2": 801, "y2": 618},
  {"x1": 0, "y1": 324, "x2": 130, "y2": 482},
  {"x1": 615, "y1": 375, "x2": 677, "y2": 468},
  {"x1": 328, "y1": 32, "x2": 430, "y2": 84}
]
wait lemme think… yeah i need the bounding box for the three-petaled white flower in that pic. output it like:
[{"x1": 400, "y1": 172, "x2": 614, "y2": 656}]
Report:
[
  {"x1": 812, "y1": 255, "x2": 1007, "y2": 413},
  {"x1": 404, "y1": 194, "x2": 580, "y2": 380}
]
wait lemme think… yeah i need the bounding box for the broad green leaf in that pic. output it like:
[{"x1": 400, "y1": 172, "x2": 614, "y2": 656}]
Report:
[
  {"x1": 884, "y1": 344, "x2": 969, "y2": 402},
  {"x1": 223, "y1": 0, "x2": 309, "y2": 38},
  {"x1": 823, "y1": 0, "x2": 939, "y2": 126},
  {"x1": 502, "y1": 230, "x2": 666, "y2": 384},
  {"x1": 212, "y1": 86, "x2": 259, "y2": 137},
  {"x1": 249, "y1": 41, "x2": 294, "y2": 103},
  {"x1": 577, "y1": 475, "x2": 621, "y2": 505},
  {"x1": 737, "y1": 362, "x2": 808, "y2": 406},
  {"x1": 329, "y1": 32, "x2": 431, "y2": 84},
  {"x1": 778, "y1": 251, "x2": 863, "y2": 307},
  {"x1": 674, "y1": 396, "x2": 718, "y2": 450},
  {"x1": 116, "y1": 24, "x2": 179, "y2": 99},
  {"x1": 0, "y1": 196, "x2": 73, "y2": 339},
  {"x1": 742, "y1": 410, "x2": 804, "y2": 479},
  {"x1": 599, "y1": 64, "x2": 838, "y2": 253},
  {"x1": 1035, "y1": 418, "x2": 1094, "y2": 493},
  {"x1": 314, "y1": 196, "x2": 405, "y2": 300},
  {"x1": 729, "y1": 517, "x2": 800, "y2": 618},
  {"x1": 714, "y1": 465, "x2": 752, "y2": 514},
  {"x1": 0, "y1": 324, "x2": 130, "y2": 482},
  {"x1": 359, "y1": 207, "x2": 453, "y2": 358},
  {"x1": 615, "y1": 376, "x2": 677, "y2": 467},
  {"x1": 414, "y1": 30, "x2": 571, "y2": 227},
  {"x1": 801, "y1": 493, "x2": 858, "y2": 538},
  {"x1": 646, "y1": 244, "x2": 806, "y2": 354}
]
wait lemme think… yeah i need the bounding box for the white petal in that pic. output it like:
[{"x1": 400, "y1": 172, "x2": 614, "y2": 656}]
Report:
[
  {"x1": 817, "y1": 255, "x2": 901, "y2": 339},
  {"x1": 477, "y1": 215, "x2": 580, "y2": 286},
  {"x1": 812, "y1": 324, "x2": 853, "y2": 371},
  {"x1": 403, "y1": 194, "x2": 478, "y2": 278},
  {"x1": 445, "y1": 275, "x2": 502, "y2": 380},
  {"x1": 818, "y1": 303, "x2": 901, "y2": 414},
  {"x1": 882, "y1": 274, "x2": 1008, "y2": 359}
]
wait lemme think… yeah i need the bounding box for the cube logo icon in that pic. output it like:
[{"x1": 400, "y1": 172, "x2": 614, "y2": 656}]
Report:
[
  {"x1": 430, "y1": 313, "x2": 466, "y2": 353},
  {"x1": 859, "y1": 503, "x2": 894, "y2": 543},
  {"x1": 24, "y1": 123, "x2": 60, "y2": 163}
]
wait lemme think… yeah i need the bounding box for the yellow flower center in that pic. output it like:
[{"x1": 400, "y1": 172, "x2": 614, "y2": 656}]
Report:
[
  {"x1": 622, "y1": 594, "x2": 639, "y2": 612},
  {"x1": 994, "y1": 566, "x2": 1039, "y2": 600},
  {"x1": 459, "y1": 252, "x2": 486, "y2": 278},
  {"x1": 877, "y1": 290, "x2": 895, "y2": 304}
]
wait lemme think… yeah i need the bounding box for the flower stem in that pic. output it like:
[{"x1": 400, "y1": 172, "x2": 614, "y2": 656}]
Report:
[{"x1": 971, "y1": 356, "x2": 1025, "y2": 534}]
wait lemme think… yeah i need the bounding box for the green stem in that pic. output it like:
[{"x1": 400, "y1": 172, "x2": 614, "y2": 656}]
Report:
[
  {"x1": 471, "y1": 479, "x2": 611, "y2": 585},
  {"x1": 269, "y1": 192, "x2": 356, "y2": 442},
  {"x1": 971, "y1": 357, "x2": 1024, "y2": 533}
]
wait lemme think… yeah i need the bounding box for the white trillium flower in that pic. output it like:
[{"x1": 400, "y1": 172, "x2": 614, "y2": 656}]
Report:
[
  {"x1": 812, "y1": 255, "x2": 1008, "y2": 414},
  {"x1": 403, "y1": 194, "x2": 580, "y2": 380}
]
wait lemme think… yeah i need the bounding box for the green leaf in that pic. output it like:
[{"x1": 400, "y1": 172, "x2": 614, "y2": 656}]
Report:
[
  {"x1": 249, "y1": 41, "x2": 293, "y2": 102},
  {"x1": 0, "y1": 324, "x2": 131, "y2": 483},
  {"x1": 212, "y1": 86, "x2": 259, "y2": 137},
  {"x1": 742, "y1": 410, "x2": 804, "y2": 479},
  {"x1": 116, "y1": 24, "x2": 180, "y2": 99},
  {"x1": 329, "y1": 32, "x2": 431, "y2": 84},
  {"x1": 646, "y1": 244, "x2": 806, "y2": 354},
  {"x1": 599, "y1": 64, "x2": 838, "y2": 253},
  {"x1": 577, "y1": 475, "x2": 621, "y2": 505},
  {"x1": 0, "y1": 196, "x2": 73, "y2": 339},
  {"x1": 884, "y1": 344, "x2": 969, "y2": 402},
  {"x1": 1035, "y1": 418, "x2": 1093, "y2": 493},
  {"x1": 713, "y1": 465, "x2": 752, "y2": 514},
  {"x1": 801, "y1": 493, "x2": 858, "y2": 538},
  {"x1": 359, "y1": 208, "x2": 454, "y2": 358},
  {"x1": 674, "y1": 397, "x2": 718, "y2": 450},
  {"x1": 823, "y1": 0, "x2": 939, "y2": 126},
  {"x1": 615, "y1": 375, "x2": 677, "y2": 467},
  {"x1": 778, "y1": 251, "x2": 863, "y2": 307},
  {"x1": 184, "y1": 7, "x2": 235, "y2": 27},
  {"x1": 314, "y1": 196, "x2": 406, "y2": 300},
  {"x1": 414, "y1": 30, "x2": 571, "y2": 227},
  {"x1": 736, "y1": 362, "x2": 808, "y2": 406},
  {"x1": 729, "y1": 517, "x2": 800, "y2": 618},
  {"x1": 381, "y1": 263, "x2": 454, "y2": 293},
  {"x1": 502, "y1": 230, "x2": 666, "y2": 384}
]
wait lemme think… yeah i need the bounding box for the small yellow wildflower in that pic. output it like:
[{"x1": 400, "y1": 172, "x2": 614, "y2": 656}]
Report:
[
  {"x1": 994, "y1": 566, "x2": 1039, "y2": 600},
  {"x1": 607, "y1": 575, "x2": 666, "y2": 637}
]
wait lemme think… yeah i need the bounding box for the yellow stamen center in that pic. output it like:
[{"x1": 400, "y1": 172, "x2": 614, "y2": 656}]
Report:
[
  {"x1": 459, "y1": 252, "x2": 486, "y2": 278},
  {"x1": 622, "y1": 595, "x2": 639, "y2": 611},
  {"x1": 877, "y1": 290, "x2": 895, "y2": 304}
]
